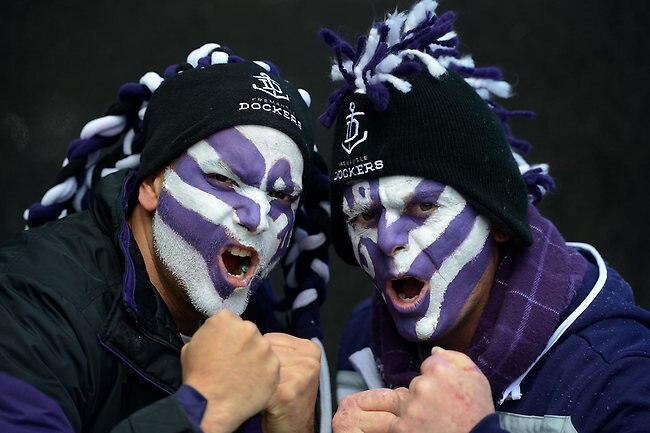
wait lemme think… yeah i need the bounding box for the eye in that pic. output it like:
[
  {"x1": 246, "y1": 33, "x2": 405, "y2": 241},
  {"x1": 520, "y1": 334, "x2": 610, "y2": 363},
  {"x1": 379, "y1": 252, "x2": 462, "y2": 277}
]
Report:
[
  {"x1": 349, "y1": 208, "x2": 380, "y2": 227},
  {"x1": 208, "y1": 173, "x2": 239, "y2": 188},
  {"x1": 361, "y1": 210, "x2": 379, "y2": 221},
  {"x1": 408, "y1": 201, "x2": 438, "y2": 216},
  {"x1": 268, "y1": 190, "x2": 296, "y2": 203}
]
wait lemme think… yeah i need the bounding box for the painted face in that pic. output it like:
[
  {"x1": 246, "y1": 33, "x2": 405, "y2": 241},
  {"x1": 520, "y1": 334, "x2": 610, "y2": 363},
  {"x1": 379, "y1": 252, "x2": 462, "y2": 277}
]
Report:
[
  {"x1": 152, "y1": 125, "x2": 303, "y2": 317},
  {"x1": 342, "y1": 176, "x2": 494, "y2": 342}
]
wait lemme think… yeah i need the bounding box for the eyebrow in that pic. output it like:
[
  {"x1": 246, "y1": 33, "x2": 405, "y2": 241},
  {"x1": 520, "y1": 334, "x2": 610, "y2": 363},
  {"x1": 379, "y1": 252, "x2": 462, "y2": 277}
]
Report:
[
  {"x1": 197, "y1": 157, "x2": 244, "y2": 184},
  {"x1": 410, "y1": 188, "x2": 443, "y2": 203}
]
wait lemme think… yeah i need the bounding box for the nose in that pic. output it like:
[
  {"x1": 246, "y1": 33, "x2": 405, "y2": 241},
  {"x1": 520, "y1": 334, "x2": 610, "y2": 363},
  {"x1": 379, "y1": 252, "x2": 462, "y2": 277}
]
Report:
[
  {"x1": 376, "y1": 214, "x2": 409, "y2": 256},
  {"x1": 234, "y1": 193, "x2": 270, "y2": 234}
]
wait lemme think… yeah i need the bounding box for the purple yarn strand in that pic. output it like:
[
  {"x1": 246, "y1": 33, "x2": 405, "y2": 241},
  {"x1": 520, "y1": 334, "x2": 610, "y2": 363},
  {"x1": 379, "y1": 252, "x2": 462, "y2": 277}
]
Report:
[
  {"x1": 67, "y1": 135, "x2": 116, "y2": 160},
  {"x1": 118, "y1": 82, "x2": 151, "y2": 101},
  {"x1": 197, "y1": 56, "x2": 212, "y2": 68}
]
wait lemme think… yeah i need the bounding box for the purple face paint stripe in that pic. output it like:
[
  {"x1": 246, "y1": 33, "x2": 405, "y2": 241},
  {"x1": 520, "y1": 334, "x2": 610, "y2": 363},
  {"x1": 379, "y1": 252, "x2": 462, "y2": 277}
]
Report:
[
  {"x1": 368, "y1": 178, "x2": 381, "y2": 203},
  {"x1": 411, "y1": 178, "x2": 445, "y2": 204},
  {"x1": 174, "y1": 155, "x2": 262, "y2": 231},
  {"x1": 377, "y1": 211, "x2": 419, "y2": 256},
  {"x1": 266, "y1": 159, "x2": 295, "y2": 195},
  {"x1": 157, "y1": 190, "x2": 234, "y2": 297},
  {"x1": 359, "y1": 236, "x2": 392, "y2": 290},
  {"x1": 377, "y1": 179, "x2": 446, "y2": 255},
  {"x1": 342, "y1": 186, "x2": 357, "y2": 210},
  {"x1": 359, "y1": 235, "x2": 436, "y2": 337},
  {"x1": 435, "y1": 238, "x2": 494, "y2": 331},
  {"x1": 205, "y1": 128, "x2": 266, "y2": 187},
  {"x1": 268, "y1": 202, "x2": 295, "y2": 264},
  {"x1": 408, "y1": 204, "x2": 478, "y2": 280}
]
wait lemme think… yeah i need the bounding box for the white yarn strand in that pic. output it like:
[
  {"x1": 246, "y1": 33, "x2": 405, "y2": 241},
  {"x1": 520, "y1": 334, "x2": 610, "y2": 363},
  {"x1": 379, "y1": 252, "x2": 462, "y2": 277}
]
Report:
[
  {"x1": 311, "y1": 338, "x2": 332, "y2": 433},
  {"x1": 140, "y1": 72, "x2": 164, "y2": 93},
  {"x1": 310, "y1": 258, "x2": 330, "y2": 283},
  {"x1": 292, "y1": 288, "x2": 319, "y2": 310},
  {"x1": 80, "y1": 115, "x2": 127, "y2": 139},
  {"x1": 187, "y1": 43, "x2": 221, "y2": 67},
  {"x1": 40, "y1": 177, "x2": 78, "y2": 206},
  {"x1": 298, "y1": 89, "x2": 312, "y2": 107},
  {"x1": 400, "y1": 49, "x2": 447, "y2": 77},
  {"x1": 211, "y1": 51, "x2": 229, "y2": 65},
  {"x1": 253, "y1": 61, "x2": 271, "y2": 72},
  {"x1": 404, "y1": 0, "x2": 438, "y2": 33}
]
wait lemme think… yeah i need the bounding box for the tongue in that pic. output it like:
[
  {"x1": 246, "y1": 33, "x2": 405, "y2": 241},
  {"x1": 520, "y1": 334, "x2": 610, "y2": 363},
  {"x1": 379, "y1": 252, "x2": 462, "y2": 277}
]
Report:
[{"x1": 394, "y1": 278, "x2": 423, "y2": 299}]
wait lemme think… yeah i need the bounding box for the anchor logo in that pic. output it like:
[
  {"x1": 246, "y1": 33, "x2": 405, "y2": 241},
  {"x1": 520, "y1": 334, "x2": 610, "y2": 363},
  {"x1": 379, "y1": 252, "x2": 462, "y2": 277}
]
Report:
[
  {"x1": 252, "y1": 72, "x2": 290, "y2": 100},
  {"x1": 341, "y1": 102, "x2": 368, "y2": 155}
]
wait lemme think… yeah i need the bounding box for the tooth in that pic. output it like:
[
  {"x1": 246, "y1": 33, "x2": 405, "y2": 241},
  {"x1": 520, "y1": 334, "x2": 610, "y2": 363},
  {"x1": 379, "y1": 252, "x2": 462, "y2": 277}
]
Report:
[
  {"x1": 228, "y1": 246, "x2": 251, "y2": 257},
  {"x1": 398, "y1": 292, "x2": 417, "y2": 302}
]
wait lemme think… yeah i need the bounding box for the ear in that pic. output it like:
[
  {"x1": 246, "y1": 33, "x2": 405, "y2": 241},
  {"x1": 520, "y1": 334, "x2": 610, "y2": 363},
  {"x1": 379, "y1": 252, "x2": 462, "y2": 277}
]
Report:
[
  {"x1": 138, "y1": 170, "x2": 165, "y2": 213},
  {"x1": 493, "y1": 228, "x2": 511, "y2": 244}
]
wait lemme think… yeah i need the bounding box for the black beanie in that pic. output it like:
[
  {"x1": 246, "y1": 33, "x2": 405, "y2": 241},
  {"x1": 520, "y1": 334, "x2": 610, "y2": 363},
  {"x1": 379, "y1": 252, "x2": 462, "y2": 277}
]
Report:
[
  {"x1": 136, "y1": 61, "x2": 313, "y2": 187},
  {"x1": 329, "y1": 70, "x2": 532, "y2": 264}
]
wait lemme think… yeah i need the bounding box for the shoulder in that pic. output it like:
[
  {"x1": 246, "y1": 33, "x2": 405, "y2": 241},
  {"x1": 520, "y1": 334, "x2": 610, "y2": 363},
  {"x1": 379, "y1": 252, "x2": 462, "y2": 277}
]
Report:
[
  {"x1": 505, "y1": 255, "x2": 650, "y2": 431},
  {"x1": 0, "y1": 212, "x2": 123, "y2": 309},
  {"x1": 0, "y1": 207, "x2": 124, "y2": 319}
]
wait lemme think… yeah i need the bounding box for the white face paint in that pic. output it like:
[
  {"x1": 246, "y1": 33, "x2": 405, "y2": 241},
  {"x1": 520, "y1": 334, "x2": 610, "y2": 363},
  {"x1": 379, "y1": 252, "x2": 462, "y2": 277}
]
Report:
[
  {"x1": 342, "y1": 175, "x2": 494, "y2": 342},
  {"x1": 153, "y1": 125, "x2": 303, "y2": 316}
]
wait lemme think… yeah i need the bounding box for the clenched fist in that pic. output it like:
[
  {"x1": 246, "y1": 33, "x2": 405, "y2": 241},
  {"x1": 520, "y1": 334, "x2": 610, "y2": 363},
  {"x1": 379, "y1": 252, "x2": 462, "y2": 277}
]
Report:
[
  {"x1": 391, "y1": 347, "x2": 495, "y2": 433},
  {"x1": 262, "y1": 333, "x2": 322, "y2": 433},
  {"x1": 181, "y1": 310, "x2": 280, "y2": 433},
  {"x1": 332, "y1": 347, "x2": 494, "y2": 433}
]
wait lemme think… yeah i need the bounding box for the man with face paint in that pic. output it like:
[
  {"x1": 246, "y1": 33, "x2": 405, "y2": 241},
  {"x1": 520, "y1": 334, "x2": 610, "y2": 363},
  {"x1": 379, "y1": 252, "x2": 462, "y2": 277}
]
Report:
[
  {"x1": 0, "y1": 43, "x2": 330, "y2": 433},
  {"x1": 319, "y1": 1, "x2": 650, "y2": 433}
]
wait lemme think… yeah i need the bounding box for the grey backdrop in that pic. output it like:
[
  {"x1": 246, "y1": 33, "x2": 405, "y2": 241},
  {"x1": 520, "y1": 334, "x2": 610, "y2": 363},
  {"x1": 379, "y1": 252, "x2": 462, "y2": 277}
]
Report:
[{"x1": 3, "y1": 1, "x2": 649, "y2": 377}]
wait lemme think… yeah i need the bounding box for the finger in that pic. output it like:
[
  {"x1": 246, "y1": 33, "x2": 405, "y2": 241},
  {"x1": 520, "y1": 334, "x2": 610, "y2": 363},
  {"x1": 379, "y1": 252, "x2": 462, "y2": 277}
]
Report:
[
  {"x1": 264, "y1": 332, "x2": 297, "y2": 346},
  {"x1": 391, "y1": 387, "x2": 410, "y2": 416},
  {"x1": 334, "y1": 408, "x2": 397, "y2": 433},
  {"x1": 354, "y1": 389, "x2": 403, "y2": 414},
  {"x1": 422, "y1": 347, "x2": 480, "y2": 374},
  {"x1": 265, "y1": 333, "x2": 321, "y2": 361}
]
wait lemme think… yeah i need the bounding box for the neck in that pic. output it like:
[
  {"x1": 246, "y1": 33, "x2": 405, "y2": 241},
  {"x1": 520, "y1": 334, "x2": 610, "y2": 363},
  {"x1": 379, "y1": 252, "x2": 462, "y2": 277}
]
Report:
[{"x1": 128, "y1": 205, "x2": 202, "y2": 335}]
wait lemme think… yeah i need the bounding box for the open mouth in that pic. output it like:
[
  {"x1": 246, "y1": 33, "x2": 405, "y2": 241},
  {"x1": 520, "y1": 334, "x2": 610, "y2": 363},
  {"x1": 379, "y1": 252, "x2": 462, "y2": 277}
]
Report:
[
  {"x1": 219, "y1": 244, "x2": 258, "y2": 287},
  {"x1": 386, "y1": 277, "x2": 428, "y2": 310}
]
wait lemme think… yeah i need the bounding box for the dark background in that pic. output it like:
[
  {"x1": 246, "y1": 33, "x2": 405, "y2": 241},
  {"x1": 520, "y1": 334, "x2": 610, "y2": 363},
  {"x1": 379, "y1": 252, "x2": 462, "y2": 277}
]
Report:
[{"x1": 3, "y1": 1, "x2": 649, "y2": 383}]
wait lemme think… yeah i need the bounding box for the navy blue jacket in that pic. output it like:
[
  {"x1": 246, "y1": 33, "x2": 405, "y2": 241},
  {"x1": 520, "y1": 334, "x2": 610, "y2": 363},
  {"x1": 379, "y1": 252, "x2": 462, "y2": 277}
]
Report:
[{"x1": 337, "y1": 246, "x2": 650, "y2": 432}]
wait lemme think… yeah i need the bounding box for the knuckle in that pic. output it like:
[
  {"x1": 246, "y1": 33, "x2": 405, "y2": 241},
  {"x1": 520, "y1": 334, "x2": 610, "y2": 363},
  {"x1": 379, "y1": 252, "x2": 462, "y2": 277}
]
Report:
[
  {"x1": 332, "y1": 414, "x2": 350, "y2": 432},
  {"x1": 337, "y1": 395, "x2": 357, "y2": 411},
  {"x1": 304, "y1": 354, "x2": 321, "y2": 372},
  {"x1": 306, "y1": 340, "x2": 322, "y2": 358},
  {"x1": 241, "y1": 321, "x2": 262, "y2": 341},
  {"x1": 411, "y1": 376, "x2": 435, "y2": 396}
]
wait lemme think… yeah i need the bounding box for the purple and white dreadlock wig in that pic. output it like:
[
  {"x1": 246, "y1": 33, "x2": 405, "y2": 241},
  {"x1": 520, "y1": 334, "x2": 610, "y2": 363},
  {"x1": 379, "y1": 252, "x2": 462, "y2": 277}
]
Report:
[
  {"x1": 320, "y1": 0, "x2": 555, "y2": 262},
  {"x1": 23, "y1": 42, "x2": 332, "y2": 431},
  {"x1": 23, "y1": 43, "x2": 315, "y2": 228}
]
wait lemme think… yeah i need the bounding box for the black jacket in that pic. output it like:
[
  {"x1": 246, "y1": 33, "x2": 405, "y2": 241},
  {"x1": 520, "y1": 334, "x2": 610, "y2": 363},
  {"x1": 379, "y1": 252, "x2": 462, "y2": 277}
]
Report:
[{"x1": 0, "y1": 172, "x2": 210, "y2": 432}]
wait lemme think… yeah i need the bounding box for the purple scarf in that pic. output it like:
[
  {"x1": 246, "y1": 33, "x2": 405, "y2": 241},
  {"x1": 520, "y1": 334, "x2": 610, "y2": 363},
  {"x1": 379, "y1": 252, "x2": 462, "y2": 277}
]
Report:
[{"x1": 370, "y1": 204, "x2": 587, "y2": 397}]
